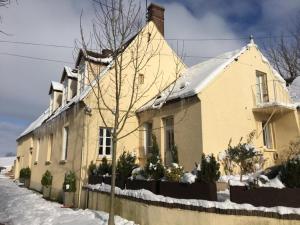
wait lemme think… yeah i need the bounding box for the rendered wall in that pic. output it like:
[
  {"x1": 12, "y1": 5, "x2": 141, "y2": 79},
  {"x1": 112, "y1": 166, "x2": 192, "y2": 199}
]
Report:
[{"x1": 82, "y1": 190, "x2": 300, "y2": 225}]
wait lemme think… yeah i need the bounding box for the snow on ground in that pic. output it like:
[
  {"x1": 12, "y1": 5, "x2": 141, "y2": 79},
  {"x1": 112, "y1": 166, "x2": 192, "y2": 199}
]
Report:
[
  {"x1": 0, "y1": 157, "x2": 15, "y2": 173},
  {"x1": 219, "y1": 174, "x2": 285, "y2": 189},
  {"x1": 86, "y1": 183, "x2": 300, "y2": 216},
  {"x1": 0, "y1": 175, "x2": 137, "y2": 225}
]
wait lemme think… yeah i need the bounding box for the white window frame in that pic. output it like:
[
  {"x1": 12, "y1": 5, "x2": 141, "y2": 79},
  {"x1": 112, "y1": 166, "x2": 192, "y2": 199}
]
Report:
[
  {"x1": 256, "y1": 71, "x2": 269, "y2": 104},
  {"x1": 262, "y1": 122, "x2": 273, "y2": 149},
  {"x1": 78, "y1": 60, "x2": 86, "y2": 94},
  {"x1": 62, "y1": 126, "x2": 69, "y2": 160},
  {"x1": 144, "y1": 122, "x2": 152, "y2": 155},
  {"x1": 63, "y1": 78, "x2": 68, "y2": 105},
  {"x1": 35, "y1": 138, "x2": 40, "y2": 162},
  {"x1": 47, "y1": 133, "x2": 53, "y2": 162},
  {"x1": 99, "y1": 127, "x2": 113, "y2": 157}
]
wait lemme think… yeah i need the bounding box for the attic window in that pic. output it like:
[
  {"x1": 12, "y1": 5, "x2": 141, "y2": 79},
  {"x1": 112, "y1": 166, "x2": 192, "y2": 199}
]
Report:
[{"x1": 138, "y1": 74, "x2": 144, "y2": 84}]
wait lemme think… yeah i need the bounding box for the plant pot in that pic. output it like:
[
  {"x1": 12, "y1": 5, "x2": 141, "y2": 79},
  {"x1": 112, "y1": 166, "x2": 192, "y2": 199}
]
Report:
[
  {"x1": 63, "y1": 192, "x2": 75, "y2": 207},
  {"x1": 24, "y1": 178, "x2": 30, "y2": 188},
  {"x1": 43, "y1": 186, "x2": 51, "y2": 199},
  {"x1": 230, "y1": 185, "x2": 300, "y2": 207},
  {"x1": 102, "y1": 176, "x2": 126, "y2": 189},
  {"x1": 88, "y1": 175, "x2": 103, "y2": 184},
  {"x1": 159, "y1": 181, "x2": 217, "y2": 201},
  {"x1": 126, "y1": 179, "x2": 159, "y2": 194}
]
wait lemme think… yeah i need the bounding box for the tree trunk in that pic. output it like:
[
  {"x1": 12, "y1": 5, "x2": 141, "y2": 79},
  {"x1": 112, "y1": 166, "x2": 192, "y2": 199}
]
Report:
[{"x1": 108, "y1": 136, "x2": 118, "y2": 225}]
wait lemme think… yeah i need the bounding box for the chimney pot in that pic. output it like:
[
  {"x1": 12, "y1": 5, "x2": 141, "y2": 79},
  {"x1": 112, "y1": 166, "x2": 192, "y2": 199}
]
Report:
[{"x1": 147, "y1": 3, "x2": 165, "y2": 36}]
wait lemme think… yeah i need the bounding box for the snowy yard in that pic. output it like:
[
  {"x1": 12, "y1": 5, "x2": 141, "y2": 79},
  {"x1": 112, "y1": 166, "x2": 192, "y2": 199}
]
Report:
[{"x1": 0, "y1": 174, "x2": 136, "y2": 225}]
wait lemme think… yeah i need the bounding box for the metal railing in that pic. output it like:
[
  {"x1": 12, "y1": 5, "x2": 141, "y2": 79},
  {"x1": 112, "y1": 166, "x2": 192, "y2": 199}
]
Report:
[{"x1": 252, "y1": 80, "x2": 291, "y2": 107}]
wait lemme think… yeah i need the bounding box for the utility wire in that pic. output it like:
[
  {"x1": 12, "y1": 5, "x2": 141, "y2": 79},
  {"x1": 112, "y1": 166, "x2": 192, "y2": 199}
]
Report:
[
  {"x1": 0, "y1": 52, "x2": 73, "y2": 64},
  {"x1": 0, "y1": 35, "x2": 294, "y2": 49}
]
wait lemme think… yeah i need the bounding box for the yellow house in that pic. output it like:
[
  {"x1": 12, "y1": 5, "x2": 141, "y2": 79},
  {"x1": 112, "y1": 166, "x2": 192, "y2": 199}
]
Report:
[
  {"x1": 15, "y1": 3, "x2": 185, "y2": 206},
  {"x1": 137, "y1": 37, "x2": 300, "y2": 171}
]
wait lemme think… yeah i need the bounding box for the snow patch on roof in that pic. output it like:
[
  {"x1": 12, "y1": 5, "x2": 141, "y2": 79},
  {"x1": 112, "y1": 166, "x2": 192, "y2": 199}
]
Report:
[
  {"x1": 50, "y1": 81, "x2": 63, "y2": 92},
  {"x1": 86, "y1": 55, "x2": 113, "y2": 64},
  {"x1": 139, "y1": 46, "x2": 248, "y2": 111},
  {"x1": 288, "y1": 76, "x2": 300, "y2": 103},
  {"x1": 64, "y1": 66, "x2": 78, "y2": 79},
  {"x1": 17, "y1": 108, "x2": 50, "y2": 140}
]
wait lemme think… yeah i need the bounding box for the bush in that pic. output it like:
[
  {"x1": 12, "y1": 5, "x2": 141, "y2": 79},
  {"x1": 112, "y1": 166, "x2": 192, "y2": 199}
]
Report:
[
  {"x1": 20, "y1": 167, "x2": 31, "y2": 179},
  {"x1": 63, "y1": 171, "x2": 76, "y2": 192},
  {"x1": 41, "y1": 170, "x2": 53, "y2": 187},
  {"x1": 165, "y1": 163, "x2": 184, "y2": 182},
  {"x1": 197, "y1": 154, "x2": 220, "y2": 183},
  {"x1": 170, "y1": 145, "x2": 179, "y2": 164},
  {"x1": 277, "y1": 137, "x2": 300, "y2": 164},
  {"x1": 280, "y1": 157, "x2": 300, "y2": 188},
  {"x1": 117, "y1": 151, "x2": 138, "y2": 179},
  {"x1": 144, "y1": 135, "x2": 165, "y2": 180},
  {"x1": 221, "y1": 131, "x2": 265, "y2": 181},
  {"x1": 97, "y1": 157, "x2": 112, "y2": 176},
  {"x1": 88, "y1": 161, "x2": 97, "y2": 176}
]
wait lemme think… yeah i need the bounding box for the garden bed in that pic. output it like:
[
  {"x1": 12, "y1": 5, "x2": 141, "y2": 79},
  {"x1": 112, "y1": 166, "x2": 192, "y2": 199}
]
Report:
[
  {"x1": 126, "y1": 179, "x2": 159, "y2": 194},
  {"x1": 230, "y1": 185, "x2": 300, "y2": 208},
  {"x1": 88, "y1": 175, "x2": 103, "y2": 185},
  {"x1": 102, "y1": 176, "x2": 126, "y2": 189},
  {"x1": 159, "y1": 181, "x2": 217, "y2": 201}
]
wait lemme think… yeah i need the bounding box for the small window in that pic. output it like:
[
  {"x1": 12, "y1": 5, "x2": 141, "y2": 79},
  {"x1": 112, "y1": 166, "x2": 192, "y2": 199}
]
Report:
[
  {"x1": 138, "y1": 74, "x2": 144, "y2": 85},
  {"x1": 256, "y1": 71, "x2": 269, "y2": 103},
  {"x1": 63, "y1": 79, "x2": 68, "y2": 104},
  {"x1": 78, "y1": 60, "x2": 86, "y2": 94},
  {"x1": 62, "y1": 127, "x2": 69, "y2": 160},
  {"x1": 47, "y1": 134, "x2": 53, "y2": 162},
  {"x1": 35, "y1": 138, "x2": 40, "y2": 162},
  {"x1": 262, "y1": 122, "x2": 273, "y2": 149},
  {"x1": 144, "y1": 123, "x2": 153, "y2": 154},
  {"x1": 99, "y1": 127, "x2": 113, "y2": 156}
]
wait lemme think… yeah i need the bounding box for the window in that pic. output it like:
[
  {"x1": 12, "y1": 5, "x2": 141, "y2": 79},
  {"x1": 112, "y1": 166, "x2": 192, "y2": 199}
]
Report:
[
  {"x1": 63, "y1": 78, "x2": 68, "y2": 105},
  {"x1": 99, "y1": 127, "x2": 112, "y2": 156},
  {"x1": 144, "y1": 123, "x2": 153, "y2": 154},
  {"x1": 256, "y1": 71, "x2": 269, "y2": 103},
  {"x1": 62, "y1": 127, "x2": 69, "y2": 160},
  {"x1": 262, "y1": 122, "x2": 273, "y2": 149},
  {"x1": 47, "y1": 134, "x2": 53, "y2": 162},
  {"x1": 78, "y1": 61, "x2": 86, "y2": 94},
  {"x1": 164, "y1": 117, "x2": 174, "y2": 165},
  {"x1": 138, "y1": 74, "x2": 144, "y2": 85},
  {"x1": 49, "y1": 93, "x2": 54, "y2": 114},
  {"x1": 35, "y1": 138, "x2": 40, "y2": 162}
]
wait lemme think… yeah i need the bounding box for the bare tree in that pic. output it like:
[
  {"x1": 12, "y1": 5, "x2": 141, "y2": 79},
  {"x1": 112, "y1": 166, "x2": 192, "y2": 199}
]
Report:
[
  {"x1": 0, "y1": 0, "x2": 10, "y2": 35},
  {"x1": 79, "y1": 1, "x2": 184, "y2": 224},
  {"x1": 265, "y1": 18, "x2": 300, "y2": 86}
]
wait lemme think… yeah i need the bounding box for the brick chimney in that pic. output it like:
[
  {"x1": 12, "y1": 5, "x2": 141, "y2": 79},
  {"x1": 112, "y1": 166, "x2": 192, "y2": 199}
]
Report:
[{"x1": 147, "y1": 3, "x2": 165, "y2": 36}]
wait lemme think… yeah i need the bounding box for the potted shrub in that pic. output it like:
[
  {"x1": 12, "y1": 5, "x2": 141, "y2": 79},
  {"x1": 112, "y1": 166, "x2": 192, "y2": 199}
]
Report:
[
  {"x1": 63, "y1": 171, "x2": 76, "y2": 207},
  {"x1": 41, "y1": 170, "x2": 53, "y2": 199},
  {"x1": 127, "y1": 135, "x2": 163, "y2": 194},
  {"x1": 88, "y1": 161, "x2": 100, "y2": 184},
  {"x1": 116, "y1": 151, "x2": 138, "y2": 189},
  {"x1": 159, "y1": 154, "x2": 219, "y2": 201},
  {"x1": 19, "y1": 167, "x2": 31, "y2": 188},
  {"x1": 98, "y1": 157, "x2": 112, "y2": 186}
]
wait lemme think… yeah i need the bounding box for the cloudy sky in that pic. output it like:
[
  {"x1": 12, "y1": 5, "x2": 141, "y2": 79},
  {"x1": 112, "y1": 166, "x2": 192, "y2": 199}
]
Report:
[{"x1": 0, "y1": 0, "x2": 299, "y2": 156}]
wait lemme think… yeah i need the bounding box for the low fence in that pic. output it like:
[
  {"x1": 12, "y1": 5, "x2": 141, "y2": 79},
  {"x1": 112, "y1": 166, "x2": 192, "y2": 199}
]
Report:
[{"x1": 81, "y1": 188, "x2": 300, "y2": 225}]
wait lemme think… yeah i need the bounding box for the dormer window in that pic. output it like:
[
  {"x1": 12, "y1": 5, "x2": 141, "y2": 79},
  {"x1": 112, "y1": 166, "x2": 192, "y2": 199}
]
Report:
[
  {"x1": 63, "y1": 78, "x2": 68, "y2": 105},
  {"x1": 60, "y1": 67, "x2": 78, "y2": 105},
  {"x1": 49, "y1": 81, "x2": 63, "y2": 114},
  {"x1": 78, "y1": 60, "x2": 86, "y2": 94}
]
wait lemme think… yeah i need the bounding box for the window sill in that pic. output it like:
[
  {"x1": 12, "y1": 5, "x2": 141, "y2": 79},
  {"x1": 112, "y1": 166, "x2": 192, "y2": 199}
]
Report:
[
  {"x1": 45, "y1": 161, "x2": 52, "y2": 165},
  {"x1": 262, "y1": 146, "x2": 276, "y2": 152},
  {"x1": 34, "y1": 161, "x2": 38, "y2": 165},
  {"x1": 59, "y1": 160, "x2": 67, "y2": 165},
  {"x1": 96, "y1": 156, "x2": 112, "y2": 161}
]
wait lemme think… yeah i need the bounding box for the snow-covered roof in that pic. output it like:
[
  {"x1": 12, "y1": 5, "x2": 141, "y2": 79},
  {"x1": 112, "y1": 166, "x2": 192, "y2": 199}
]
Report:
[
  {"x1": 139, "y1": 43, "x2": 287, "y2": 112},
  {"x1": 0, "y1": 157, "x2": 15, "y2": 168},
  {"x1": 17, "y1": 108, "x2": 50, "y2": 140},
  {"x1": 139, "y1": 46, "x2": 248, "y2": 111},
  {"x1": 49, "y1": 81, "x2": 64, "y2": 94},
  {"x1": 64, "y1": 66, "x2": 78, "y2": 79},
  {"x1": 288, "y1": 76, "x2": 300, "y2": 103}
]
